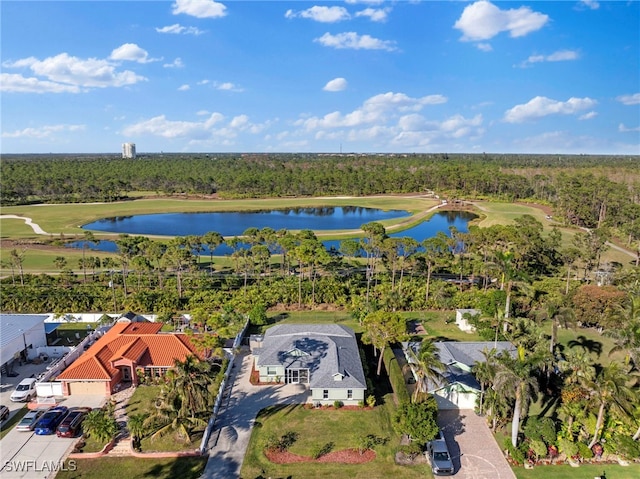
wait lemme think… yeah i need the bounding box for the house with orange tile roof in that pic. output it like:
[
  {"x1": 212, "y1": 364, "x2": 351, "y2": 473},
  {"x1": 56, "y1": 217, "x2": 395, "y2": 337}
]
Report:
[{"x1": 56, "y1": 321, "x2": 203, "y2": 396}]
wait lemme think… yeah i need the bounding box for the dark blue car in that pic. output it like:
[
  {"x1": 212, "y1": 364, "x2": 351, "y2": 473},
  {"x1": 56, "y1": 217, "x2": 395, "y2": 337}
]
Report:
[{"x1": 34, "y1": 406, "x2": 68, "y2": 435}]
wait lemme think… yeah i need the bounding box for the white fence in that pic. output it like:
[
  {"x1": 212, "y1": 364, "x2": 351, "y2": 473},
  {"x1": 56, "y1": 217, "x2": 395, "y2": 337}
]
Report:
[{"x1": 34, "y1": 329, "x2": 103, "y2": 396}]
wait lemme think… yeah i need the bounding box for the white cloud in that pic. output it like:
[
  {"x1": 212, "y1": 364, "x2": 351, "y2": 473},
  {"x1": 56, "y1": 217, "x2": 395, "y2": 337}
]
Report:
[
  {"x1": 156, "y1": 24, "x2": 205, "y2": 35},
  {"x1": 178, "y1": 84, "x2": 190, "y2": 91},
  {"x1": 2, "y1": 53, "x2": 146, "y2": 89},
  {"x1": 619, "y1": 124, "x2": 640, "y2": 133},
  {"x1": 164, "y1": 58, "x2": 185, "y2": 68},
  {"x1": 172, "y1": 0, "x2": 227, "y2": 19},
  {"x1": 355, "y1": 8, "x2": 391, "y2": 22},
  {"x1": 504, "y1": 96, "x2": 597, "y2": 123},
  {"x1": 579, "y1": 111, "x2": 597, "y2": 120},
  {"x1": 323, "y1": 77, "x2": 348, "y2": 92},
  {"x1": 454, "y1": 1, "x2": 549, "y2": 42},
  {"x1": 1, "y1": 123, "x2": 85, "y2": 139},
  {"x1": 298, "y1": 91, "x2": 447, "y2": 130},
  {"x1": 285, "y1": 6, "x2": 350, "y2": 23},
  {"x1": 519, "y1": 49, "x2": 579, "y2": 67},
  {"x1": 122, "y1": 112, "x2": 269, "y2": 141},
  {"x1": 0, "y1": 73, "x2": 81, "y2": 93},
  {"x1": 315, "y1": 32, "x2": 397, "y2": 51},
  {"x1": 110, "y1": 43, "x2": 158, "y2": 63},
  {"x1": 578, "y1": 1, "x2": 599, "y2": 10},
  {"x1": 616, "y1": 93, "x2": 640, "y2": 105},
  {"x1": 214, "y1": 81, "x2": 243, "y2": 92},
  {"x1": 476, "y1": 43, "x2": 493, "y2": 52},
  {"x1": 345, "y1": 0, "x2": 384, "y2": 4}
]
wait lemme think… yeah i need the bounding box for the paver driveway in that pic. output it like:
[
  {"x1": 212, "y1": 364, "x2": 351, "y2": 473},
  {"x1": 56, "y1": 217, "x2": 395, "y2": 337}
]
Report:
[
  {"x1": 438, "y1": 409, "x2": 516, "y2": 479},
  {"x1": 201, "y1": 347, "x2": 309, "y2": 479}
]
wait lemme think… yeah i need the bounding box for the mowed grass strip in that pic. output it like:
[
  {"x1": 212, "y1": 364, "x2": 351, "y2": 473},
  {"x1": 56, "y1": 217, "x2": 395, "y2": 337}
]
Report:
[
  {"x1": 56, "y1": 456, "x2": 207, "y2": 479},
  {"x1": 241, "y1": 401, "x2": 433, "y2": 479},
  {"x1": 513, "y1": 463, "x2": 640, "y2": 479}
]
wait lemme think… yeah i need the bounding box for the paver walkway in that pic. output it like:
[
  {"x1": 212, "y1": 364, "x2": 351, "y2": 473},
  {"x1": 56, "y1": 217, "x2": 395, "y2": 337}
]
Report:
[
  {"x1": 201, "y1": 347, "x2": 309, "y2": 479},
  {"x1": 438, "y1": 409, "x2": 516, "y2": 479}
]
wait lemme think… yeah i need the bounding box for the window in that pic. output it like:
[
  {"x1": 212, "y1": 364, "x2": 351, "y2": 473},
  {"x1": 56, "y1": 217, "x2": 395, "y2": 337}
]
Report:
[
  {"x1": 266, "y1": 367, "x2": 278, "y2": 376},
  {"x1": 323, "y1": 389, "x2": 329, "y2": 399},
  {"x1": 347, "y1": 389, "x2": 353, "y2": 399}
]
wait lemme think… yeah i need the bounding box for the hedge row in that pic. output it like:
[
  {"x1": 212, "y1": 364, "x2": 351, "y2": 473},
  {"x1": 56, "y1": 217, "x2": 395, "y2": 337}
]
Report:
[{"x1": 383, "y1": 346, "x2": 411, "y2": 405}]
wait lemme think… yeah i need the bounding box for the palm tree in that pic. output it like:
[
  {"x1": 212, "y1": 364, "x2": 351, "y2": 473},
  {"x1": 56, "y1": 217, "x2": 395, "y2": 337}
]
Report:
[
  {"x1": 492, "y1": 346, "x2": 540, "y2": 447},
  {"x1": 536, "y1": 300, "x2": 576, "y2": 354},
  {"x1": 585, "y1": 361, "x2": 637, "y2": 449},
  {"x1": 605, "y1": 294, "x2": 640, "y2": 368},
  {"x1": 144, "y1": 355, "x2": 217, "y2": 443},
  {"x1": 83, "y1": 408, "x2": 118, "y2": 444},
  {"x1": 127, "y1": 413, "x2": 148, "y2": 449},
  {"x1": 405, "y1": 340, "x2": 445, "y2": 402},
  {"x1": 472, "y1": 348, "x2": 499, "y2": 416}
]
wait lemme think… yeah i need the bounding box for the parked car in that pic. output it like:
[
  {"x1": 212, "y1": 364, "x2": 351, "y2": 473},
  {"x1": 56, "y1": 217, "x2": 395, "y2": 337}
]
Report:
[
  {"x1": 56, "y1": 407, "x2": 92, "y2": 438},
  {"x1": 0, "y1": 405, "x2": 9, "y2": 421},
  {"x1": 34, "y1": 406, "x2": 68, "y2": 435},
  {"x1": 426, "y1": 429, "x2": 455, "y2": 476},
  {"x1": 15, "y1": 409, "x2": 47, "y2": 431},
  {"x1": 10, "y1": 378, "x2": 37, "y2": 402}
]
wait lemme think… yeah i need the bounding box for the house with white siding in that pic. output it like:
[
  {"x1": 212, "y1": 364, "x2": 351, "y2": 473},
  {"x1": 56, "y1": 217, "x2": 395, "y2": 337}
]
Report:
[{"x1": 252, "y1": 324, "x2": 367, "y2": 405}]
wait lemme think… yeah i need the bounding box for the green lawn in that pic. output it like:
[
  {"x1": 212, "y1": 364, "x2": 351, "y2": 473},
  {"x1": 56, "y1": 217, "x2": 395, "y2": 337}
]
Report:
[
  {"x1": 0, "y1": 407, "x2": 27, "y2": 440},
  {"x1": 55, "y1": 456, "x2": 207, "y2": 479},
  {"x1": 240, "y1": 399, "x2": 433, "y2": 479},
  {"x1": 513, "y1": 463, "x2": 640, "y2": 479}
]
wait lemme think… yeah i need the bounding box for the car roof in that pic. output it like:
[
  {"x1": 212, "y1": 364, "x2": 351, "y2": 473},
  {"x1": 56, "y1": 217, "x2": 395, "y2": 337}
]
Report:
[
  {"x1": 18, "y1": 378, "x2": 37, "y2": 385},
  {"x1": 431, "y1": 439, "x2": 450, "y2": 453}
]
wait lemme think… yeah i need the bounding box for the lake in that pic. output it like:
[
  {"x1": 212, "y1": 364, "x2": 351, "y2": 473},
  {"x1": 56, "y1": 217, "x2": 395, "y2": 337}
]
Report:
[
  {"x1": 82, "y1": 206, "x2": 409, "y2": 236},
  {"x1": 71, "y1": 209, "x2": 476, "y2": 254}
]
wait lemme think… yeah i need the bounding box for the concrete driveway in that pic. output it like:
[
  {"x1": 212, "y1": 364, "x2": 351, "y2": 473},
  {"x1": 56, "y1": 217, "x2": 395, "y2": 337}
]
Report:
[
  {"x1": 438, "y1": 409, "x2": 516, "y2": 479},
  {"x1": 1, "y1": 360, "x2": 105, "y2": 479},
  {"x1": 201, "y1": 347, "x2": 309, "y2": 479}
]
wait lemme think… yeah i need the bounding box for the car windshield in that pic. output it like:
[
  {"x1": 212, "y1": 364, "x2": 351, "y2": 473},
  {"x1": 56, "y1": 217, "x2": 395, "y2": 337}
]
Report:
[
  {"x1": 16, "y1": 384, "x2": 30, "y2": 391},
  {"x1": 58, "y1": 425, "x2": 69, "y2": 432},
  {"x1": 434, "y1": 452, "x2": 450, "y2": 462}
]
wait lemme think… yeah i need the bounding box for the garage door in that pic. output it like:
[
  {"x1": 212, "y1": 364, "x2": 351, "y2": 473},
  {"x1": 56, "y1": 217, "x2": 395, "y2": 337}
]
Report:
[{"x1": 68, "y1": 381, "x2": 105, "y2": 395}]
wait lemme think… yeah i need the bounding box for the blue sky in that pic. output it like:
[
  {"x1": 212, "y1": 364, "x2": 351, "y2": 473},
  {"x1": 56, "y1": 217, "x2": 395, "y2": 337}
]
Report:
[{"x1": 1, "y1": 0, "x2": 639, "y2": 155}]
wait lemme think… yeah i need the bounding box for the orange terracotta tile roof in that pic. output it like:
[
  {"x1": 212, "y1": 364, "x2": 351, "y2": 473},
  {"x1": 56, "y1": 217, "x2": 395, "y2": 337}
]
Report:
[{"x1": 57, "y1": 322, "x2": 202, "y2": 381}]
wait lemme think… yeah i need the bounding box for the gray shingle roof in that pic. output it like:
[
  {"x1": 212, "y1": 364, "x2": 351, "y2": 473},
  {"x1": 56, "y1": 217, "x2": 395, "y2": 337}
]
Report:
[
  {"x1": 257, "y1": 324, "x2": 366, "y2": 390},
  {"x1": 403, "y1": 340, "x2": 516, "y2": 393}
]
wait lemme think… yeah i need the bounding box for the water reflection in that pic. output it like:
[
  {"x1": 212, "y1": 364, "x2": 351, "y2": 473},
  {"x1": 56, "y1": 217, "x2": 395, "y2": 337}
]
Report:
[{"x1": 69, "y1": 210, "x2": 476, "y2": 255}]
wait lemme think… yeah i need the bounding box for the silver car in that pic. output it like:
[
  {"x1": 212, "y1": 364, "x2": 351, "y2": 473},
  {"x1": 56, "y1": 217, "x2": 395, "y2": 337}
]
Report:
[
  {"x1": 426, "y1": 430, "x2": 455, "y2": 476},
  {"x1": 15, "y1": 409, "x2": 47, "y2": 432}
]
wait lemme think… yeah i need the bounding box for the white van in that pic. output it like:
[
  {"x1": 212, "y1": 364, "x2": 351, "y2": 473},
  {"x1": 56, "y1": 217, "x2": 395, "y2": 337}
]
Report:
[{"x1": 10, "y1": 377, "x2": 37, "y2": 402}]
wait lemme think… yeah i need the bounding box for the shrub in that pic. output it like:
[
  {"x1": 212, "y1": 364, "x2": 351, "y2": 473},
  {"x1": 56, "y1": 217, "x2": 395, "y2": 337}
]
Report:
[
  {"x1": 577, "y1": 441, "x2": 594, "y2": 459},
  {"x1": 382, "y1": 347, "x2": 410, "y2": 405},
  {"x1": 333, "y1": 400, "x2": 343, "y2": 409},
  {"x1": 607, "y1": 435, "x2": 640, "y2": 459},
  {"x1": 366, "y1": 395, "x2": 376, "y2": 408},
  {"x1": 398, "y1": 442, "x2": 423, "y2": 460},
  {"x1": 558, "y1": 437, "x2": 578, "y2": 458},
  {"x1": 311, "y1": 442, "x2": 334, "y2": 459}
]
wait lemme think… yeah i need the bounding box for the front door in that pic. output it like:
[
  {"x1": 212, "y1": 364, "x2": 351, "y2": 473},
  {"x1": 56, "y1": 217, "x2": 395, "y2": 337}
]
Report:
[{"x1": 122, "y1": 367, "x2": 131, "y2": 382}]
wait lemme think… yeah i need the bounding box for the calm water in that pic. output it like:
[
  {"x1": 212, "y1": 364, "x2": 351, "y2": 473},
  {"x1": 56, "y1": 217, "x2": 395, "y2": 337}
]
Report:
[
  {"x1": 83, "y1": 206, "x2": 408, "y2": 236},
  {"x1": 71, "y1": 210, "x2": 476, "y2": 255}
]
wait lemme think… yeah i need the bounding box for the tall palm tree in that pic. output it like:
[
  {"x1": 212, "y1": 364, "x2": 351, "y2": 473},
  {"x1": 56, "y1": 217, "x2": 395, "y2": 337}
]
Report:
[
  {"x1": 606, "y1": 294, "x2": 640, "y2": 368},
  {"x1": 405, "y1": 340, "x2": 445, "y2": 402},
  {"x1": 472, "y1": 348, "x2": 499, "y2": 416},
  {"x1": 492, "y1": 346, "x2": 540, "y2": 447},
  {"x1": 585, "y1": 361, "x2": 637, "y2": 449},
  {"x1": 536, "y1": 300, "x2": 576, "y2": 354}
]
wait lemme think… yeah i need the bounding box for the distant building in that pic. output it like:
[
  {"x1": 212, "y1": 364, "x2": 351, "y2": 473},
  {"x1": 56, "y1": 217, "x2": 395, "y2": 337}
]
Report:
[{"x1": 122, "y1": 142, "x2": 136, "y2": 159}]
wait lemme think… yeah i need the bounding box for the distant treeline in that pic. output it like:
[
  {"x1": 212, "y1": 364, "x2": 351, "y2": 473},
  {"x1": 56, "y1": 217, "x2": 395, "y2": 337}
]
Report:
[{"x1": 1, "y1": 153, "x2": 639, "y2": 234}]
